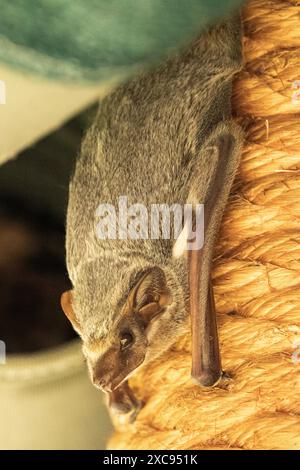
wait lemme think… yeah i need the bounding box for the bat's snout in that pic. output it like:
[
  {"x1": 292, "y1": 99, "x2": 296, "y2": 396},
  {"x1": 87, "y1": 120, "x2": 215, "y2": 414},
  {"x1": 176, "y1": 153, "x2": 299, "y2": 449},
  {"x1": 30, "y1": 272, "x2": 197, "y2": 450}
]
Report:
[
  {"x1": 89, "y1": 336, "x2": 146, "y2": 393},
  {"x1": 92, "y1": 368, "x2": 130, "y2": 393},
  {"x1": 91, "y1": 347, "x2": 124, "y2": 393},
  {"x1": 91, "y1": 372, "x2": 113, "y2": 393}
]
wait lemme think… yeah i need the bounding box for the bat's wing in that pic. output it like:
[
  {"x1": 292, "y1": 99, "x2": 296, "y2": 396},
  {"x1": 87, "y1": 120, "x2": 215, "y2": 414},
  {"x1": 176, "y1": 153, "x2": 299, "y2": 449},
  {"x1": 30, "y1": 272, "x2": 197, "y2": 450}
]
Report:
[{"x1": 187, "y1": 121, "x2": 243, "y2": 387}]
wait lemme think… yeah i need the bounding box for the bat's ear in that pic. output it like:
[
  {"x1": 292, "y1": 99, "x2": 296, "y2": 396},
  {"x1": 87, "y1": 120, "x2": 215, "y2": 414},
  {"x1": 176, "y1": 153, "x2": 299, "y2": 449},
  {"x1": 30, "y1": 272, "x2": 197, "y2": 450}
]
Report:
[
  {"x1": 128, "y1": 267, "x2": 172, "y2": 324},
  {"x1": 60, "y1": 290, "x2": 81, "y2": 331}
]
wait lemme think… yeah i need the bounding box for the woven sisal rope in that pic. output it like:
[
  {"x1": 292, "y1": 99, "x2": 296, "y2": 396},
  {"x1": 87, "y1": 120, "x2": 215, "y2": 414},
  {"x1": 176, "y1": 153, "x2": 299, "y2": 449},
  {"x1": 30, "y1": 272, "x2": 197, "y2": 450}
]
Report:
[{"x1": 110, "y1": 0, "x2": 300, "y2": 450}]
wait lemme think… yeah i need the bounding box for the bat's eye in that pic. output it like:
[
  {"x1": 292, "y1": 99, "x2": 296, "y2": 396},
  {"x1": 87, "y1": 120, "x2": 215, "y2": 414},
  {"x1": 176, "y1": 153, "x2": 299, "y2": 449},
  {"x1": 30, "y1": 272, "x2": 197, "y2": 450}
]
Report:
[{"x1": 120, "y1": 331, "x2": 134, "y2": 351}]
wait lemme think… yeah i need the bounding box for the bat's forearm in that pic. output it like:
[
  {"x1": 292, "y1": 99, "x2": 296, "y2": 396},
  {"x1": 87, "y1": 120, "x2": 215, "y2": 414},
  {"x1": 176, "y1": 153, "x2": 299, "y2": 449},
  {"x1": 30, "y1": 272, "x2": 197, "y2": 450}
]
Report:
[{"x1": 188, "y1": 122, "x2": 243, "y2": 387}]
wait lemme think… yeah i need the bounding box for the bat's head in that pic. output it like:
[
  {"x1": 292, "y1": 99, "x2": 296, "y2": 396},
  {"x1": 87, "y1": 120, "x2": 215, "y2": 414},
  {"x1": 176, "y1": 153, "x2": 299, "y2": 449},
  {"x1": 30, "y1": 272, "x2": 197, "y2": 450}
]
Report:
[{"x1": 61, "y1": 264, "x2": 185, "y2": 393}]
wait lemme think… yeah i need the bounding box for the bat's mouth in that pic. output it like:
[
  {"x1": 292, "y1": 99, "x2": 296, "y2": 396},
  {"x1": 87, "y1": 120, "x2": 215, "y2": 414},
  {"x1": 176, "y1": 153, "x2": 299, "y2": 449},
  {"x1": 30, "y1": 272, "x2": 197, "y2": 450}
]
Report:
[
  {"x1": 94, "y1": 355, "x2": 145, "y2": 393},
  {"x1": 111, "y1": 358, "x2": 145, "y2": 392}
]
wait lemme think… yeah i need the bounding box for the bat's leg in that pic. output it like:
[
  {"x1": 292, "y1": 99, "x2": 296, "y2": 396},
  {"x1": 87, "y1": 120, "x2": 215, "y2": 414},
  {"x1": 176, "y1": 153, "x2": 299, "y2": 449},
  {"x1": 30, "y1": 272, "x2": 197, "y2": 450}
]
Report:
[
  {"x1": 108, "y1": 381, "x2": 142, "y2": 423},
  {"x1": 187, "y1": 122, "x2": 243, "y2": 387}
]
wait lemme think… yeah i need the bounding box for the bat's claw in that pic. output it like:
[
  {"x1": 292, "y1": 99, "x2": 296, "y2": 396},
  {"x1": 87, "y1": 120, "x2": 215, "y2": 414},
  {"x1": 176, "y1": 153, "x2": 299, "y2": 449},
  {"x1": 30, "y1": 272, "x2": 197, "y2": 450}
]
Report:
[
  {"x1": 191, "y1": 369, "x2": 222, "y2": 388},
  {"x1": 109, "y1": 398, "x2": 143, "y2": 427},
  {"x1": 108, "y1": 382, "x2": 143, "y2": 427}
]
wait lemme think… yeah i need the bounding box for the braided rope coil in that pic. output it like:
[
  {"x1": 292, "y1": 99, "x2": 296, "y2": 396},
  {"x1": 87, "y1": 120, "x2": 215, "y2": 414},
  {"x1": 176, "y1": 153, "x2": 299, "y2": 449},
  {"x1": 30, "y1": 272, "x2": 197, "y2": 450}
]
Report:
[{"x1": 110, "y1": 0, "x2": 300, "y2": 450}]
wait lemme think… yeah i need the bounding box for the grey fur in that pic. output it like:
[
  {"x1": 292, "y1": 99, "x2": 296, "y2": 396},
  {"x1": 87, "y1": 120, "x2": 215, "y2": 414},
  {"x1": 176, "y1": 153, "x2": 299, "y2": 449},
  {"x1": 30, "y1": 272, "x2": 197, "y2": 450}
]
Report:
[{"x1": 66, "y1": 15, "x2": 243, "y2": 370}]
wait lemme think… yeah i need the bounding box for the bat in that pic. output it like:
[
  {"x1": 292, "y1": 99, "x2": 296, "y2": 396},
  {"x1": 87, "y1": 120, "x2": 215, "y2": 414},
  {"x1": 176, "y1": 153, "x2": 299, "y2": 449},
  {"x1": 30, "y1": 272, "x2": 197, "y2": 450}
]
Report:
[{"x1": 61, "y1": 13, "x2": 243, "y2": 422}]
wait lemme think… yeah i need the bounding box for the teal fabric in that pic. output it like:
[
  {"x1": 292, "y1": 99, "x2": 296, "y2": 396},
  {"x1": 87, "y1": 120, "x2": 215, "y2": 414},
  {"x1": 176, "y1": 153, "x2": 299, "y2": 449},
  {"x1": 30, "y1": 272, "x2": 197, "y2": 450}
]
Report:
[{"x1": 0, "y1": 0, "x2": 243, "y2": 82}]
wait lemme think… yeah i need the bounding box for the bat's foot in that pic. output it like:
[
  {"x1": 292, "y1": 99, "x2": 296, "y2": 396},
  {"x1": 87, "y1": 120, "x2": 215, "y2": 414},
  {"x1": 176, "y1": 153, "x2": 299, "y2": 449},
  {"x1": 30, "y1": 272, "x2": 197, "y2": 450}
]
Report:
[
  {"x1": 191, "y1": 369, "x2": 222, "y2": 388},
  {"x1": 108, "y1": 381, "x2": 143, "y2": 426},
  {"x1": 109, "y1": 397, "x2": 143, "y2": 427}
]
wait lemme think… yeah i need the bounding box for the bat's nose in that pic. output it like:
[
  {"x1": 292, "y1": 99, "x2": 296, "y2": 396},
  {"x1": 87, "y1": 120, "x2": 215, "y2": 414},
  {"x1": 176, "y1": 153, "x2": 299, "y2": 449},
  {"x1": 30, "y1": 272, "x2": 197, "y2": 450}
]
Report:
[
  {"x1": 92, "y1": 374, "x2": 112, "y2": 393},
  {"x1": 91, "y1": 348, "x2": 120, "y2": 392}
]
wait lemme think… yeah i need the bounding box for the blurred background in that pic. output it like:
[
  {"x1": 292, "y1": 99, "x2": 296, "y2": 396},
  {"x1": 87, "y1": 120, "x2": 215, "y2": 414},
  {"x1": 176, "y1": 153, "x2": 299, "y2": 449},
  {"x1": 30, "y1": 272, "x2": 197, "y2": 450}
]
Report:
[
  {"x1": 0, "y1": 0, "x2": 243, "y2": 450},
  {"x1": 0, "y1": 105, "x2": 115, "y2": 449}
]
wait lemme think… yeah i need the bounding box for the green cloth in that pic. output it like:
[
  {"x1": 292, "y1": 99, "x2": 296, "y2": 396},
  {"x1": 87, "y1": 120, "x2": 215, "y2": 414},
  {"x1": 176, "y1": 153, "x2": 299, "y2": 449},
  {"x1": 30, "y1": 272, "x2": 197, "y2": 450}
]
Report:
[{"x1": 0, "y1": 0, "x2": 243, "y2": 82}]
